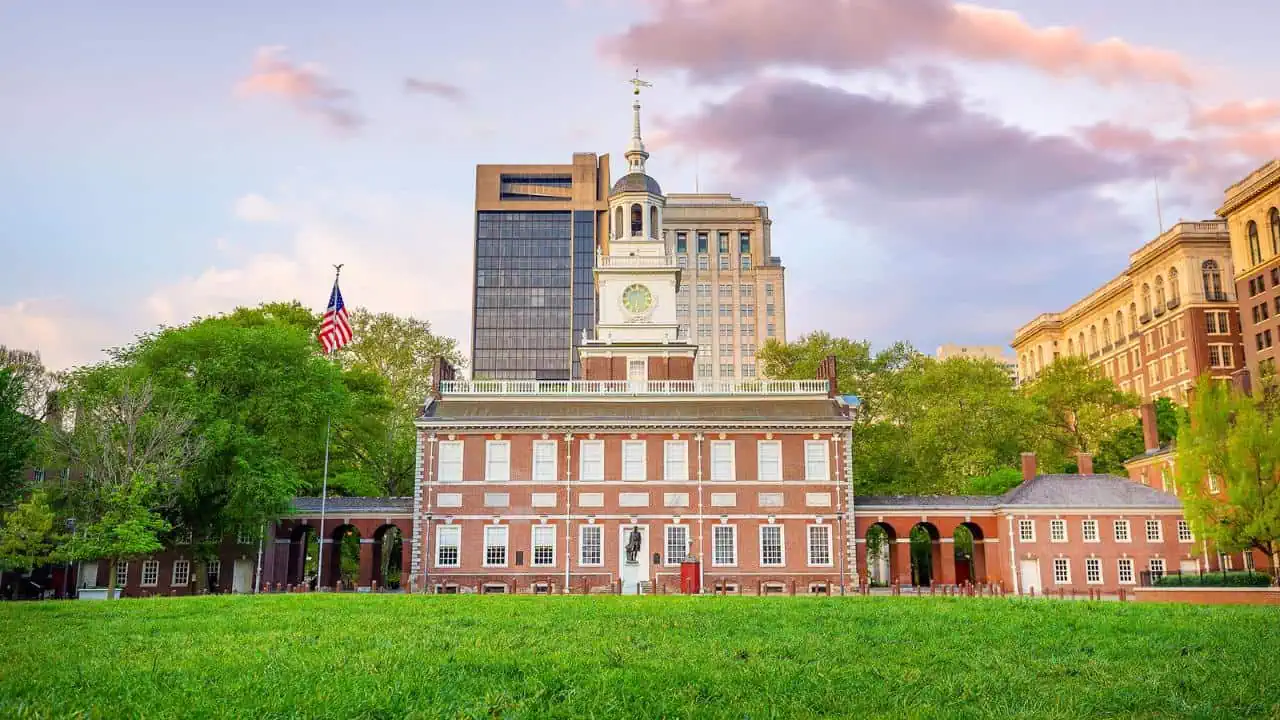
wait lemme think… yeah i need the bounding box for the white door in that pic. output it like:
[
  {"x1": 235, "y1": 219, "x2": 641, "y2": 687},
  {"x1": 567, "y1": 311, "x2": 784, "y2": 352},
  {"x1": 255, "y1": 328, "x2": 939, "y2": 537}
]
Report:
[
  {"x1": 78, "y1": 561, "x2": 99, "y2": 588},
  {"x1": 618, "y1": 525, "x2": 651, "y2": 594},
  {"x1": 1019, "y1": 559, "x2": 1042, "y2": 594},
  {"x1": 232, "y1": 559, "x2": 254, "y2": 593},
  {"x1": 627, "y1": 359, "x2": 647, "y2": 392}
]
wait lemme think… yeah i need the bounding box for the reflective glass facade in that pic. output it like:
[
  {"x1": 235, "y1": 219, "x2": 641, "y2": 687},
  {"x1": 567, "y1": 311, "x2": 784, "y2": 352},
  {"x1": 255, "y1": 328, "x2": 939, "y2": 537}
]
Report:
[
  {"x1": 473, "y1": 211, "x2": 574, "y2": 379},
  {"x1": 571, "y1": 211, "x2": 597, "y2": 379}
]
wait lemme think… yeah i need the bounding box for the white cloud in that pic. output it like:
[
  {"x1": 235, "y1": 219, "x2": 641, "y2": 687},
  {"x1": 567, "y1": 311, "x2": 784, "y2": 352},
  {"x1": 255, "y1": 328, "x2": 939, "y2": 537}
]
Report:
[
  {"x1": 148, "y1": 190, "x2": 475, "y2": 357},
  {"x1": 0, "y1": 298, "x2": 113, "y2": 371},
  {"x1": 233, "y1": 193, "x2": 281, "y2": 223}
]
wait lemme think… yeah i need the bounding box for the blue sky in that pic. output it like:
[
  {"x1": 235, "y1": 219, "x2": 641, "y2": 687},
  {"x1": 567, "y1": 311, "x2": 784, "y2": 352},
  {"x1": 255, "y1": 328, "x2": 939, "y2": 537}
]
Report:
[{"x1": 2, "y1": 0, "x2": 1279, "y2": 371}]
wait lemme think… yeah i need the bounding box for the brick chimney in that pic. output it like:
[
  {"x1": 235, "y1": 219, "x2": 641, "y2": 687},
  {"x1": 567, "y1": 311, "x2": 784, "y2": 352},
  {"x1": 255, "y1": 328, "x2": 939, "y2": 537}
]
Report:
[
  {"x1": 816, "y1": 354, "x2": 838, "y2": 398},
  {"x1": 1020, "y1": 452, "x2": 1037, "y2": 483},
  {"x1": 1140, "y1": 402, "x2": 1159, "y2": 452},
  {"x1": 430, "y1": 357, "x2": 456, "y2": 400},
  {"x1": 1076, "y1": 452, "x2": 1093, "y2": 475}
]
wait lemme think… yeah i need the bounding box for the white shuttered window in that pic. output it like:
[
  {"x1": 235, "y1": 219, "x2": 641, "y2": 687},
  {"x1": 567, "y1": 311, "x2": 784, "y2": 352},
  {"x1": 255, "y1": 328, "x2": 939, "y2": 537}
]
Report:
[
  {"x1": 622, "y1": 441, "x2": 646, "y2": 481},
  {"x1": 437, "y1": 441, "x2": 463, "y2": 483},
  {"x1": 532, "y1": 440, "x2": 558, "y2": 482},
  {"x1": 710, "y1": 441, "x2": 735, "y2": 482},
  {"x1": 664, "y1": 441, "x2": 688, "y2": 481},
  {"x1": 485, "y1": 441, "x2": 510, "y2": 482},
  {"x1": 804, "y1": 441, "x2": 830, "y2": 481},
  {"x1": 757, "y1": 441, "x2": 781, "y2": 481},
  {"x1": 580, "y1": 440, "x2": 604, "y2": 482}
]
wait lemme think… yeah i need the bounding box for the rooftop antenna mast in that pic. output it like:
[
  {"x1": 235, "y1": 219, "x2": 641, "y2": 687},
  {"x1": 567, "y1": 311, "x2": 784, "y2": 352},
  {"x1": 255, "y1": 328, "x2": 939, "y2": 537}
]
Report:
[{"x1": 1154, "y1": 177, "x2": 1165, "y2": 234}]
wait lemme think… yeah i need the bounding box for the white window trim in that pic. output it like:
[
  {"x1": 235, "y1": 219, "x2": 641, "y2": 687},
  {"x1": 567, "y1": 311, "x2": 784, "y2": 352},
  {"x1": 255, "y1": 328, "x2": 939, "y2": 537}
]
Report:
[
  {"x1": 1146, "y1": 519, "x2": 1163, "y2": 543},
  {"x1": 1081, "y1": 519, "x2": 1100, "y2": 543},
  {"x1": 1052, "y1": 558, "x2": 1071, "y2": 585},
  {"x1": 759, "y1": 525, "x2": 786, "y2": 567},
  {"x1": 531, "y1": 525, "x2": 557, "y2": 567},
  {"x1": 171, "y1": 559, "x2": 190, "y2": 587},
  {"x1": 664, "y1": 524, "x2": 690, "y2": 566},
  {"x1": 709, "y1": 440, "x2": 736, "y2": 482},
  {"x1": 483, "y1": 525, "x2": 509, "y2": 568},
  {"x1": 1085, "y1": 558, "x2": 1103, "y2": 585},
  {"x1": 532, "y1": 440, "x2": 558, "y2": 483},
  {"x1": 756, "y1": 440, "x2": 782, "y2": 482},
  {"x1": 807, "y1": 524, "x2": 834, "y2": 567},
  {"x1": 804, "y1": 440, "x2": 830, "y2": 482},
  {"x1": 711, "y1": 524, "x2": 738, "y2": 567},
  {"x1": 1148, "y1": 558, "x2": 1166, "y2": 577},
  {"x1": 1117, "y1": 558, "x2": 1136, "y2": 585},
  {"x1": 435, "y1": 525, "x2": 461, "y2": 568},
  {"x1": 1114, "y1": 520, "x2": 1132, "y2": 543},
  {"x1": 621, "y1": 440, "x2": 647, "y2": 482},
  {"x1": 1018, "y1": 519, "x2": 1035, "y2": 542},
  {"x1": 1049, "y1": 519, "x2": 1068, "y2": 543},
  {"x1": 485, "y1": 440, "x2": 511, "y2": 483},
  {"x1": 140, "y1": 559, "x2": 160, "y2": 587},
  {"x1": 663, "y1": 440, "x2": 689, "y2": 482},
  {"x1": 1177, "y1": 520, "x2": 1194, "y2": 543},
  {"x1": 578, "y1": 524, "x2": 604, "y2": 567},
  {"x1": 579, "y1": 440, "x2": 604, "y2": 482},
  {"x1": 115, "y1": 562, "x2": 129, "y2": 588},
  {"x1": 437, "y1": 440, "x2": 464, "y2": 483}
]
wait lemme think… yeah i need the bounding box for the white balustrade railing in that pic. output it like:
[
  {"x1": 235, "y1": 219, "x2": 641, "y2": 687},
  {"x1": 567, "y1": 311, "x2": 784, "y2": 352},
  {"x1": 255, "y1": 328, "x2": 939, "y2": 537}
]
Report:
[
  {"x1": 439, "y1": 379, "x2": 831, "y2": 396},
  {"x1": 595, "y1": 254, "x2": 677, "y2": 269}
]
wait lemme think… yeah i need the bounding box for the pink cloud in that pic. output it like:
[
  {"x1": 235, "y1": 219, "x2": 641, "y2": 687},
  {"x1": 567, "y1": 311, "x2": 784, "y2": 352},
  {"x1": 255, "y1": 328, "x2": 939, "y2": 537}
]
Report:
[
  {"x1": 602, "y1": 0, "x2": 1194, "y2": 87},
  {"x1": 1192, "y1": 99, "x2": 1280, "y2": 128},
  {"x1": 235, "y1": 46, "x2": 364, "y2": 132},
  {"x1": 404, "y1": 77, "x2": 467, "y2": 104}
]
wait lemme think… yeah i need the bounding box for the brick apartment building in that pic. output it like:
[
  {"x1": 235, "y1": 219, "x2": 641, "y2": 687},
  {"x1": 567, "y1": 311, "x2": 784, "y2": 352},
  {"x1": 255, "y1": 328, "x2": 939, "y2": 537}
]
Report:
[{"x1": 1217, "y1": 159, "x2": 1280, "y2": 386}]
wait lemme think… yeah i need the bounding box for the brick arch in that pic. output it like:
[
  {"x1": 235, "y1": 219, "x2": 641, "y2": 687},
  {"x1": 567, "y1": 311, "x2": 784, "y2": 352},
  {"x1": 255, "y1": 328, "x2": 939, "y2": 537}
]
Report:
[
  {"x1": 909, "y1": 522, "x2": 943, "y2": 587},
  {"x1": 371, "y1": 523, "x2": 408, "y2": 590}
]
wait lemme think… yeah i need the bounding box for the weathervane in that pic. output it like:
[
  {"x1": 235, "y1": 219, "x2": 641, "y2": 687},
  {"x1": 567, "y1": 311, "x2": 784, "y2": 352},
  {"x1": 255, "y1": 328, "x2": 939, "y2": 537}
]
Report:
[
  {"x1": 628, "y1": 68, "x2": 651, "y2": 96},
  {"x1": 333, "y1": 263, "x2": 344, "y2": 278}
]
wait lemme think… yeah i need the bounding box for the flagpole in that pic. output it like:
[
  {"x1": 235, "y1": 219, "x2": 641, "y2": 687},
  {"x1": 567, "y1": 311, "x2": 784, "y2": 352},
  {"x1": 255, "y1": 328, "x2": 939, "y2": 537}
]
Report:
[{"x1": 315, "y1": 263, "x2": 343, "y2": 590}]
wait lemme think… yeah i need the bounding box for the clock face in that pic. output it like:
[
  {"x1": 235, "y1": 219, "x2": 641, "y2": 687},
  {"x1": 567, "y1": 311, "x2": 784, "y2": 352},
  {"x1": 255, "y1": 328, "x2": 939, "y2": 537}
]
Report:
[{"x1": 621, "y1": 284, "x2": 654, "y2": 314}]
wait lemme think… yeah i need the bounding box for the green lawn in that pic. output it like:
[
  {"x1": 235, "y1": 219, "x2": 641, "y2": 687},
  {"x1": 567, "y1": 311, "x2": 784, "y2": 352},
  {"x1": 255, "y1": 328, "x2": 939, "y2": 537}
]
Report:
[{"x1": 2, "y1": 595, "x2": 1277, "y2": 719}]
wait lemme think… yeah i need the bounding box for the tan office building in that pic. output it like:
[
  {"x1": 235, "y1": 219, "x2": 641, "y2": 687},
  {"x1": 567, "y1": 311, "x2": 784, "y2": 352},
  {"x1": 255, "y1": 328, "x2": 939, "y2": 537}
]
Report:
[
  {"x1": 1216, "y1": 159, "x2": 1280, "y2": 387},
  {"x1": 662, "y1": 194, "x2": 787, "y2": 380},
  {"x1": 1012, "y1": 220, "x2": 1245, "y2": 402},
  {"x1": 935, "y1": 344, "x2": 1018, "y2": 383}
]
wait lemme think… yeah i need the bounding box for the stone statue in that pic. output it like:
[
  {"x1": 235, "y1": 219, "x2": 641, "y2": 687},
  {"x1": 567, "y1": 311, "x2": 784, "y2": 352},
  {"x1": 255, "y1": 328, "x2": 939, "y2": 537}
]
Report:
[{"x1": 625, "y1": 526, "x2": 642, "y2": 565}]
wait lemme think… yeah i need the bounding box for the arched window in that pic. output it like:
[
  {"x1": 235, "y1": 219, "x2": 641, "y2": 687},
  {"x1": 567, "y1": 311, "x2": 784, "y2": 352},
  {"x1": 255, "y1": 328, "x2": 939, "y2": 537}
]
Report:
[
  {"x1": 1270, "y1": 208, "x2": 1279, "y2": 255},
  {"x1": 613, "y1": 206, "x2": 623, "y2": 239},
  {"x1": 630, "y1": 203, "x2": 643, "y2": 235},
  {"x1": 1154, "y1": 276, "x2": 1165, "y2": 310},
  {"x1": 649, "y1": 206, "x2": 658, "y2": 238},
  {"x1": 1115, "y1": 310, "x2": 1125, "y2": 338},
  {"x1": 1037, "y1": 347, "x2": 1044, "y2": 368},
  {"x1": 1168, "y1": 267, "x2": 1179, "y2": 304},
  {"x1": 1141, "y1": 284, "x2": 1151, "y2": 317},
  {"x1": 1102, "y1": 319, "x2": 1111, "y2": 346},
  {"x1": 1248, "y1": 220, "x2": 1261, "y2": 265},
  {"x1": 1089, "y1": 326, "x2": 1098, "y2": 354},
  {"x1": 1067, "y1": 338, "x2": 1075, "y2": 355},
  {"x1": 1078, "y1": 332, "x2": 1086, "y2": 355},
  {"x1": 1202, "y1": 260, "x2": 1222, "y2": 299},
  {"x1": 1020, "y1": 356, "x2": 1027, "y2": 377},
  {"x1": 1129, "y1": 303, "x2": 1137, "y2": 332}
]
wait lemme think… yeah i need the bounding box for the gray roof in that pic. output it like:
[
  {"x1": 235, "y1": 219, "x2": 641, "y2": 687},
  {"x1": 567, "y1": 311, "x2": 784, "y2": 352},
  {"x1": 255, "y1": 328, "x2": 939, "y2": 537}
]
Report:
[
  {"x1": 292, "y1": 497, "x2": 413, "y2": 515},
  {"x1": 1001, "y1": 474, "x2": 1181, "y2": 508},
  {"x1": 856, "y1": 495, "x2": 1000, "y2": 508},
  {"x1": 611, "y1": 172, "x2": 662, "y2": 196},
  {"x1": 423, "y1": 398, "x2": 848, "y2": 424}
]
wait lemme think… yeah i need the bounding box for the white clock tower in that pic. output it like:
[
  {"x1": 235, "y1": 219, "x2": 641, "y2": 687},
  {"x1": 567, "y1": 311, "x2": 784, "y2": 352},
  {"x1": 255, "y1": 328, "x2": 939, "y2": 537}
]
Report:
[{"x1": 580, "y1": 73, "x2": 697, "y2": 383}]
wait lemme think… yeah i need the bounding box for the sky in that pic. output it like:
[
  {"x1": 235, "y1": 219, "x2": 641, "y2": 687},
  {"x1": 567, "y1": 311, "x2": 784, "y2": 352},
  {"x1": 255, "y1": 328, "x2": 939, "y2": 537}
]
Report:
[{"x1": 3, "y1": 0, "x2": 1280, "y2": 372}]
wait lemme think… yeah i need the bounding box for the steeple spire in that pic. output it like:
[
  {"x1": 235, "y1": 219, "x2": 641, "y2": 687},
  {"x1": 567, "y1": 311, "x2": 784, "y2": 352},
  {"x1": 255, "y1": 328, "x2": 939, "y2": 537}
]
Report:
[{"x1": 626, "y1": 69, "x2": 651, "y2": 174}]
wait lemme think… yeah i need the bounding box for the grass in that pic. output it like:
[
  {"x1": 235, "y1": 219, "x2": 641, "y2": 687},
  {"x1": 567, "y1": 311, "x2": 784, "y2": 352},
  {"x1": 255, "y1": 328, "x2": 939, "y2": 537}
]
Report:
[{"x1": 1, "y1": 594, "x2": 1278, "y2": 719}]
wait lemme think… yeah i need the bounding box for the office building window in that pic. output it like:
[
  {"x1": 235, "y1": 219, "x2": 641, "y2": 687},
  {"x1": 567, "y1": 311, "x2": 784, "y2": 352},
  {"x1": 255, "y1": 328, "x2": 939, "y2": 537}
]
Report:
[
  {"x1": 739, "y1": 231, "x2": 751, "y2": 253},
  {"x1": 719, "y1": 284, "x2": 731, "y2": 298},
  {"x1": 718, "y1": 231, "x2": 729, "y2": 254},
  {"x1": 740, "y1": 284, "x2": 752, "y2": 298},
  {"x1": 675, "y1": 231, "x2": 687, "y2": 253},
  {"x1": 697, "y1": 255, "x2": 709, "y2": 270},
  {"x1": 719, "y1": 256, "x2": 730, "y2": 270},
  {"x1": 719, "y1": 363, "x2": 735, "y2": 376},
  {"x1": 743, "y1": 363, "x2": 756, "y2": 377},
  {"x1": 766, "y1": 324, "x2": 776, "y2": 337},
  {"x1": 677, "y1": 255, "x2": 688, "y2": 268},
  {"x1": 697, "y1": 232, "x2": 708, "y2": 253},
  {"x1": 740, "y1": 255, "x2": 751, "y2": 269},
  {"x1": 699, "y1": 324, "x2": 712, "y2": 338},
  {"x1": 719, "y1": 305, "x2": 731, "y2": 318}
]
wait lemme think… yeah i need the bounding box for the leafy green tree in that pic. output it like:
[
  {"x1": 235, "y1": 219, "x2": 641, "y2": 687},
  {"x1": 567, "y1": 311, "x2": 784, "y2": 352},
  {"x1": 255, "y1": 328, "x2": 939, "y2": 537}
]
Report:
[
  {"x1": 0, "y1": 368, "x2": 38, "y2": 507},
  {"x1": 1175, "y1": 372, "x2": 1280, "y2": 576},
  {"x1": 0, "y1": 490, "x2": 65, "y2": 573},
  {"x1": 1023, "y1": 356, "x2": 1137, "y2": 473},
  {"x1": 56, "y1": 478, "x2": 169, "y2": 598},
  {"x1": 1094, "y1": 397, "x2": 1186, "y2": 474},
  {"x1": 758, "y1": 332, "x2": 915, "y2": 419},
  {"x1": 332, "y1": 309, "x2": 463, "y2": 496},
  {"x1": 0, "y1": 346, "x2": 57, "y2": 419},
  {"x1": 966, "y1": 467, "x2": 1024, "y2": 495}
]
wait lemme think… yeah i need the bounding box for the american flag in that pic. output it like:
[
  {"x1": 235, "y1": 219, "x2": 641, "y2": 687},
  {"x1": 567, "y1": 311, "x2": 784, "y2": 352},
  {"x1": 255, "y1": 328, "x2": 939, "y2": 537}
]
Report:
[{"x1": 318, "y1": 277, "x2": 352, "y2": 353}]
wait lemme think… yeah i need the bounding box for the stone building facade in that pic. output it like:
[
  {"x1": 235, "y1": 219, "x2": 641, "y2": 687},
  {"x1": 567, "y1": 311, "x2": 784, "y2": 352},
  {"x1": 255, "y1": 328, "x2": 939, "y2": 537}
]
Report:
[
  {"x1": 1013, "y1": 220, "x2": 1244, "y2": 402},
  {"x1": 1217, "y1": 159, "x2": 1280, "y2": 386}
]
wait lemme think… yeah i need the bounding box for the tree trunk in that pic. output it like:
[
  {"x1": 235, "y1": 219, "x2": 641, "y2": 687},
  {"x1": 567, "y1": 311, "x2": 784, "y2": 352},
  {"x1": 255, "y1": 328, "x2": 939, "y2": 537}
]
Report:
[{"x1": 106, "y1": 558, "x2": 117, "y2": 600}]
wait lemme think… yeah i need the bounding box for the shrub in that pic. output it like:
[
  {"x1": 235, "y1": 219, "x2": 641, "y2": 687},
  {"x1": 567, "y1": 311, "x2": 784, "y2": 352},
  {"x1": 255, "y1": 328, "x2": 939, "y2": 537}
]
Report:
[{"x1": 1154, "y1": 570, "x2": 1273, "y2": 587}]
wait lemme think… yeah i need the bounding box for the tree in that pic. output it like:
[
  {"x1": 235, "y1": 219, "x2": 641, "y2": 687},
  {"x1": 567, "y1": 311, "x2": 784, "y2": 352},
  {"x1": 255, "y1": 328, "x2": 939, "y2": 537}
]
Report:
[
  {"x1": 56, "y1": 478, "x2": 169, "y2": 598},
  {"x1": 1175, "y1": 372, "x2": 1280, "y2": 577},
  {"x1": 758, "y1": 332, "x2": 915, "y2": 419},
  {"x1": 1023, "y1": 356, "x2": 1137, "y2": 473},
  {"x1": 50, "y1": 375, "x2": 197, "y2": 598},
  {"x1": 0, "y1": 346, "x2": 57, "y2": 419},
  {"x1": 332, "y1": 309, "x2": 464, "y2": 496},
  {"x1": 1093, "y1": 397, "x2": 1185, "y2": 474},
  {"x1": 966, "y1": 467, "x2": 1024, "y2": 495},
  {"x1": 0, "y1": 368, "x2": 38, "y2": 507},
  {"x1": 0, "y1": 490, "x2": 64, "y2": 573}
]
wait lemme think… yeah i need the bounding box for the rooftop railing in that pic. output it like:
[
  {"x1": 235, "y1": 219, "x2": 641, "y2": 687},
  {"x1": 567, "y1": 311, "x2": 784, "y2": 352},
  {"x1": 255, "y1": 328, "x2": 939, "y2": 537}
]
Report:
[
  {"x1": 595, "y1": 254, "x2": 677, "y2": 269},
  {"x1": 439, "y1": 379, "x2": 832, "y2": 396}
]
